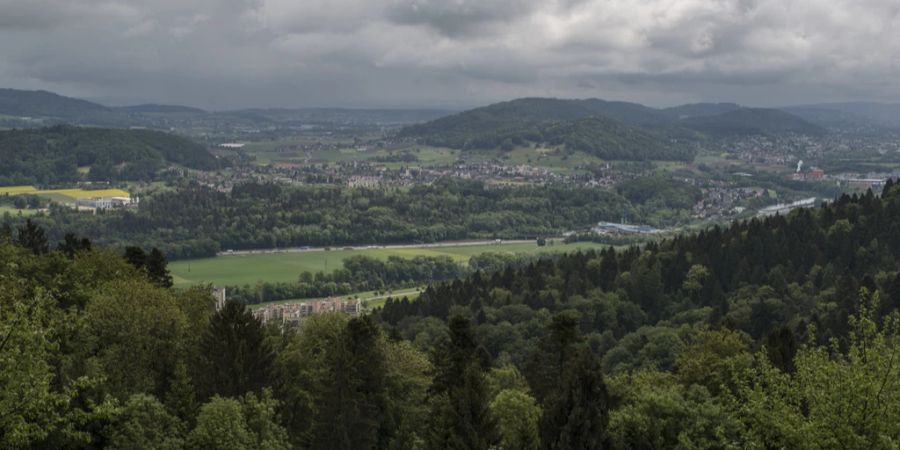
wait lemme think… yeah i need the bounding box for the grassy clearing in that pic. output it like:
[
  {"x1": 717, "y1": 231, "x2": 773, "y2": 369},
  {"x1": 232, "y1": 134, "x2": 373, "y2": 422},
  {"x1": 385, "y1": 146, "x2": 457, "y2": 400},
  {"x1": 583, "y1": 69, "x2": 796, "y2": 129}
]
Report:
[
  {"x1": 170, "y1": 240, "x2": 611, "y2": 287},
  {"x1": 0, "y1": 206, "x2": 40, "y2": 216}
]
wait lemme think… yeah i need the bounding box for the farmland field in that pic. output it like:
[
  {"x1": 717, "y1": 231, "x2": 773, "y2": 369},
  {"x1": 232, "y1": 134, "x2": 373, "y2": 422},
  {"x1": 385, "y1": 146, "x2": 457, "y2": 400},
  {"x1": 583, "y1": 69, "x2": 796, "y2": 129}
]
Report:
[
  {"x1": 169, "y1": 240, "x2": 611, "y2": 287},
  {"x1": 0, "y1": 185, "x2": 130, "y2": 203}
]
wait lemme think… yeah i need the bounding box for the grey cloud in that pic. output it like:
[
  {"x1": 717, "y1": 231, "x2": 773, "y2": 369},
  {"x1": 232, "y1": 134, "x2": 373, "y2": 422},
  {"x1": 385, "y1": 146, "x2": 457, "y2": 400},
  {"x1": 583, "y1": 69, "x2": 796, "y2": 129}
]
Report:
[
  {"x1": 386, "y1": 0, "x2": 544, "y2": 36},
  {"x1": 0, "y1": 0, "x2": 899, "y2": 109}
]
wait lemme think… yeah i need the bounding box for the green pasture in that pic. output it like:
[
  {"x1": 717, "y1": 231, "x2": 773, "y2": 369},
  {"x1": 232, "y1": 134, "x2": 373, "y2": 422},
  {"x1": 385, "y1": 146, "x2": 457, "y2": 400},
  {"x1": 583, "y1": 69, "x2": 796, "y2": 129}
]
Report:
[
  {"x1": 169, "y1": 240, "x2": 610, "y2": 287},
  {"x1": 0, "y1": 206, "x2": 39, "y2": 216}
]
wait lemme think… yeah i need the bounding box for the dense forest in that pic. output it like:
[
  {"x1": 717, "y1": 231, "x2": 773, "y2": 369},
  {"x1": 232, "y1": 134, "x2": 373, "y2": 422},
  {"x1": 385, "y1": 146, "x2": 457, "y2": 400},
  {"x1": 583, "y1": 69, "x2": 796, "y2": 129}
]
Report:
[
  {"x1": 0, "y1": 125, "x2": 218, "y2": 184},
  {"x1": 2, "y1": 183, "x2": 899, "y2": 449},
  {"x1": 11, "y1": 179, "x2": 699, "y2": 259}
]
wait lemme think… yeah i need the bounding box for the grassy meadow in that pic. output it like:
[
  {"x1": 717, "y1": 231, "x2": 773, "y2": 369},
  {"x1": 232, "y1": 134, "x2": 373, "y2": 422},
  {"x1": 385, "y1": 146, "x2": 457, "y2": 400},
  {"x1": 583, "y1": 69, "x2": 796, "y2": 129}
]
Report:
[{"x1": 169, "y1": 240, "x2": 611, "y2": 287}]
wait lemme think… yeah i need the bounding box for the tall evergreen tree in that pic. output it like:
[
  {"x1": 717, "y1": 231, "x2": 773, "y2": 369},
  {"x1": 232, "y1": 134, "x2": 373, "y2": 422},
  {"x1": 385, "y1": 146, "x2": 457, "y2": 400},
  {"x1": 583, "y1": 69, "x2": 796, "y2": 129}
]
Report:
[
  {"x1": 15, "y1": 219, "x2": 48, "y2": 255},
  {"x1": 146, "y1": 248, "x2": 173, "y2": 288},
  {"x1": 197, "y1": 300, "x2": 274, "y2": 399},
  {"x1": 539, "y1": 348, "x2": 610, "y2": 450},
  {"x1": 309, "y1": 316, "x2": 388, "y2": 450},
  {"x1": 124, "y1": 246, "x2": 147, "y2": 269},
  {"x1": 525, "y1": 312, "x2": 583, "y2": 403},
  {"x1": 426, "y1": 315, "x2": 498, "y2": 450}
]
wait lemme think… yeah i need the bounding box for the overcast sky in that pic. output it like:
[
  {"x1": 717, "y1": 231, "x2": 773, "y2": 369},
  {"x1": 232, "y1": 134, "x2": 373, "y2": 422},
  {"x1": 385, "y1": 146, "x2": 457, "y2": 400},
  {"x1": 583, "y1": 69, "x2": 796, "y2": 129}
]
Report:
[{"x1": 1, "y1": 0, "x2": 899, "y2": 110}]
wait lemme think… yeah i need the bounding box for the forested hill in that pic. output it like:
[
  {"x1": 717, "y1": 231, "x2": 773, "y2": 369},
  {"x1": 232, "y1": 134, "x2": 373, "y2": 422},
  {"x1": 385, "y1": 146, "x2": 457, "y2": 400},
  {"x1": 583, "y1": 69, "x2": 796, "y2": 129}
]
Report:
[
  {"x1": 0, "y1": 88, "x2": 110, "y2": 119},
  {"x1": 399, "y1": 97, "x2": 822, "y2": 157},
  {"x1": 681, "y1": 107, "x2": 826, "y2": 136},
  {"x1": 0, "y1": 125, "x2": 218, "y2": 184},
  {"x1": 398, "y1": 98, "x2": 695, "y2": 161}
]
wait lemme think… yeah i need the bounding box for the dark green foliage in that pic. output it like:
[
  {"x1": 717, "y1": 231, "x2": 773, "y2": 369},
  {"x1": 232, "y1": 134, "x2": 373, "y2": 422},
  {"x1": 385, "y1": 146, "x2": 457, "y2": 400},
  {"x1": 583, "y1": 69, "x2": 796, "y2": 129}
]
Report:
[
  {"x1": 124, "y1": 246, "x2": 148, "y2": 268},
  {"x1": 123, "y1": 246, "x2": 173, "y2": 288},
  {"x1": 426, "y1": 315, "x2": 498, "y2": 450},
  {"x1": 309, "y1": 316, "x2": 388, "y2": 450},
  {"x1": 539, "y1": 348, "x2": 610, "y2": 450},
  {"x1": 525, "y1": 313, "x2": 584, "y2": 403},
  {"x1": 57, "y1": 233, "x2": 92, "y2": 258},
  {"x1": 540, "y1": 117, "x2": 695, "y2": 161},
  {"x1": 617, "y1": 176, "x2": 703, "y2": 209},
  {"x1": 107, "y1": 394, "x2": 185, "y2": 450},
  {"x1": 15, "y1": 219, "x2": 49, "y2": 254},
  {"x1": 197, "y1": 300, "x2": 274, "y2": 399},
  {"x1": 0, "y1": 125, "x2": 216, "y2": 184},
  {"x1": 147, "y1": 248, "x2": 173, "y2": 288},
  {"x1": 0, "y1": 222, "x2": 11, "y2": 241},
  {"x1": 765, "y1": 326, "x2": 798, "y2": 373}
]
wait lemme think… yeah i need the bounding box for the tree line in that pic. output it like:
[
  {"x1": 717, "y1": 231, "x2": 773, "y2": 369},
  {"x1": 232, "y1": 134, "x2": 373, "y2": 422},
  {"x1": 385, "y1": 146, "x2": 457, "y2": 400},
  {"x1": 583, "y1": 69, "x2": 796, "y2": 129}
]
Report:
[{"x1": 9, "y1": 178, "x2": 655, "y2": 259}]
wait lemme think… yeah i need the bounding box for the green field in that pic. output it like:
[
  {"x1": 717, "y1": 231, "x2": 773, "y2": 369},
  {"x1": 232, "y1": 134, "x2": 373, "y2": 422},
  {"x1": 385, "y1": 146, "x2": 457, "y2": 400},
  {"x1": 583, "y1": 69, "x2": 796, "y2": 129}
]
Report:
[
  {"x1": 170, "y1": 241, "x2": 610, "y2": 287},
  {"x1": 0, "y1": 206, "x2": 40, "y2": 216}
]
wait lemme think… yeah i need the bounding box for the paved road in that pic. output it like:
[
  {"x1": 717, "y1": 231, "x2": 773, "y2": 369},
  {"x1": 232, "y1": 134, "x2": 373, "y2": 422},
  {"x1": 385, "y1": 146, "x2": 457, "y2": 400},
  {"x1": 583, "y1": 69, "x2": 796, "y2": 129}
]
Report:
[{"x1": 217, "y1": 239, "x2": 535, "y2": 257}]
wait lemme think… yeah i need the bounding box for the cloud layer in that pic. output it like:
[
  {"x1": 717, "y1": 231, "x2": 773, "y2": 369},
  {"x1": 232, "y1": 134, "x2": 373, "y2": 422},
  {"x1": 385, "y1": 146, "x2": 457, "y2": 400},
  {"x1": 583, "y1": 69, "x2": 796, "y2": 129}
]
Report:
[{"x1": 1, "y1": 0, "x2": 898, "y2": 109}]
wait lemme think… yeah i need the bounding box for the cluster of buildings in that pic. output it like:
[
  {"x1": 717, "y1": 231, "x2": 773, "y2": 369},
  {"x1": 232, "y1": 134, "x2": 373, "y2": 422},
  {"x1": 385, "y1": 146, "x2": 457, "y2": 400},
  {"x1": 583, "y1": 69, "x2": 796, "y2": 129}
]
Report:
[
  {"x1": 75, "y1": 196, "x2": 136, "y2": 211},
  {"x1": 252, "y1": 297, "x2": 363, "y2": 326},
  {"x1": 592, "y1": 221, "x2": 660, "y2": 235},
  {"x1": 757, "y1": 197, "x2": 819, "y2": 217}
]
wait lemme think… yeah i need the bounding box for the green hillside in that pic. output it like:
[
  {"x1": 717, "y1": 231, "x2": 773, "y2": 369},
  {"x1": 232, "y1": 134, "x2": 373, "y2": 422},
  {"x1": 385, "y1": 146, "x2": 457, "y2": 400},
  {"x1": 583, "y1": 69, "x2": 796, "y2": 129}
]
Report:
[
  {"x1": 0, "y1": 125, "x2": 218, "y2": 184},
  {"x1": 399, "y1": 98, "x2": 823, "y2": 160},
  {"x1": 398, "y1": 98, "x2": 693, "y2": 160},
  {"x1": 0, "y1": 88, "x2": 110, "y2": 119},
  {"x1": 681, "y1": 107, "x2": 825, "y2": 136}
]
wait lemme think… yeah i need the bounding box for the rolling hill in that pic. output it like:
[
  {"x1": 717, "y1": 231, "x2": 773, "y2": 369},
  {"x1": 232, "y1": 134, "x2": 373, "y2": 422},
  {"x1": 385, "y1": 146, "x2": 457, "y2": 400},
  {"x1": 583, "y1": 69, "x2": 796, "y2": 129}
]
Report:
[
  {"x1": 0, "y1": 88, "x2": 109, "y2": 118},
  {"x1": 0, "y1": 125, "x2": 218, "y2": 184},
  {"x1": 398, "y1": 98, "x2": 693, "y2": 160},
  {"x1": 680, "y1": 107, "x2": 825, "y2": 136},
  {"x1": 663, "y1": 102, "x2": 741, "y2": 119},
  {"x1": 782, "y1": 102, "x2": 900, "y2": 130},
  {"x1": 399, "y1": 98, "x2": 824, "y2": 159}
]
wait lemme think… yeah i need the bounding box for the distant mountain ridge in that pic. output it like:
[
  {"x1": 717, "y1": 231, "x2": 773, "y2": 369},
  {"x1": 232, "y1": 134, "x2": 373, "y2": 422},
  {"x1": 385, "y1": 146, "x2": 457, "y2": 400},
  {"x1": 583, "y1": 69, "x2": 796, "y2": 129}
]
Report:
[
  {"x1": 0, "y1": 88, "x2": 453, "y2": 128},
  {"x1": 681, "y1": 107, "x2": 825, "y2": 136},
  {"x1": 782, "y1": 102, "x2": 900, "y2": 129},
  {"x1": 0, "y1": 88, "x2": 110, "y2": 119},
  {"x1": 399, "y1": 97, "x2": 824, "y2": 160},
  {"x1": 115, "y1": 104, "x2": 208, "y2": 114}
]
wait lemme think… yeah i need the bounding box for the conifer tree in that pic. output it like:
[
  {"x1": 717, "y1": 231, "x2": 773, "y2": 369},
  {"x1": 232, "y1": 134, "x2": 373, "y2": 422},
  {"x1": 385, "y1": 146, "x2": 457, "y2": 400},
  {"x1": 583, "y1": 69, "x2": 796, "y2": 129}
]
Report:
[
  {"x1": 197, "y1": 300, "x2": 274, "y2": 399},
  {"x1": 147, "y1": 248, "x2": 173, "y2": 288},
  {"x1": 426, "y1": 315, "x2": 497, "y2": 450},
  {"x1": 15, "y1": 219, "x2": 48, "y2": 255}
]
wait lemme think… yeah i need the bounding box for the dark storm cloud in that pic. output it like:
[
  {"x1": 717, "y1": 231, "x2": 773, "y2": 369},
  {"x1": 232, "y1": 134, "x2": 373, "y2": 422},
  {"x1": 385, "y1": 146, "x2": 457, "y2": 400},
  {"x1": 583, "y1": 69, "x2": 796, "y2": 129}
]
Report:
[{"x1": 0, "y1": 0, "x2": 899, "y2": 109}]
